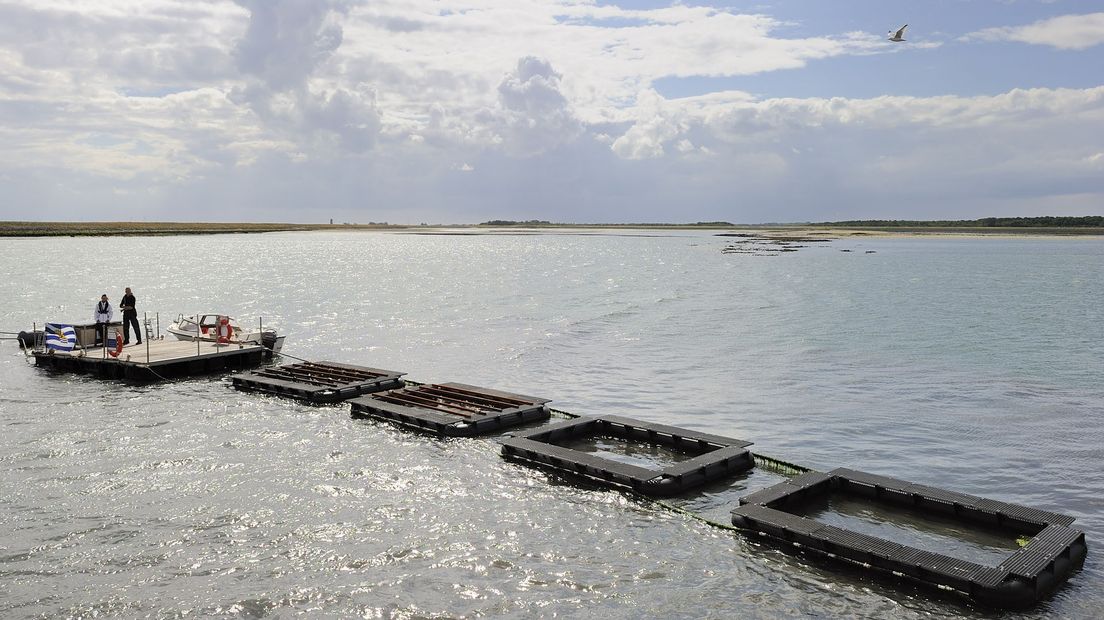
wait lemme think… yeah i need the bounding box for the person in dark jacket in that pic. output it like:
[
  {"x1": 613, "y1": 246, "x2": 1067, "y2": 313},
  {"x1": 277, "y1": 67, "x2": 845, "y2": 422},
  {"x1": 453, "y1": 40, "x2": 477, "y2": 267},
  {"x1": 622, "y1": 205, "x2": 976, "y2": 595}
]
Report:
[{"x1": 120, "y1": 287, "x2": 141, "y2": 345}]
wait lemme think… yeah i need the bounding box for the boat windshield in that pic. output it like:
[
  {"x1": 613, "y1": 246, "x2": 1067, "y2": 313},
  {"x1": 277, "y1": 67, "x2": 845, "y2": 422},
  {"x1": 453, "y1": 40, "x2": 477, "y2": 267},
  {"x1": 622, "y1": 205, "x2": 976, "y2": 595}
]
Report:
[{"x1": 177, "y1": 317, "x2": 198, "y2": 332}]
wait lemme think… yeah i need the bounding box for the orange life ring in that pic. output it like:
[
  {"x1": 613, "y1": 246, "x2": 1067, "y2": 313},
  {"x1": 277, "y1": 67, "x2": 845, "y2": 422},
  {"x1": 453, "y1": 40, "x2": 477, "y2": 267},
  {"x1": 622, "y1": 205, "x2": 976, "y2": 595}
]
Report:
[
  {"x1": 107, "y1": 333, "x2": 124, "y2": 358},
  {"x1": 216, "y1": 318, "x2": 232, "y2": 344}
]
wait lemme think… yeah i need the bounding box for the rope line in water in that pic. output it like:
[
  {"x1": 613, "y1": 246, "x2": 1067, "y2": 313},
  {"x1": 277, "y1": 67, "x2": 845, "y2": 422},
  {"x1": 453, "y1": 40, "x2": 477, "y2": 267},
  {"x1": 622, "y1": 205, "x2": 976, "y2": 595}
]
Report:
[
  {"x1": 249, "y1": 349, "x2": 810, "y2": 535},
  {"x1": 652, "y1": 498, "x2": 744, "y2": 532}
]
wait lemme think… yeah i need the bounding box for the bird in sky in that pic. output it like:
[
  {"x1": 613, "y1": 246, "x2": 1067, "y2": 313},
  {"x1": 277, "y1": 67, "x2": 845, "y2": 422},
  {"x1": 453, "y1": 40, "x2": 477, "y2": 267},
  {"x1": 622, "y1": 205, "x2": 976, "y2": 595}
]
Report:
[{"x1": 888, "y1": 24, "x2": 907, "y2": 42}]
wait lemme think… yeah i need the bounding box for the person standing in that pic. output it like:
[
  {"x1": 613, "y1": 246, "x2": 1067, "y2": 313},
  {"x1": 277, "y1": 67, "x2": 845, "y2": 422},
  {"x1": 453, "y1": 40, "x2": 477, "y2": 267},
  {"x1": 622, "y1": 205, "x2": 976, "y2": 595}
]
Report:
[
  {"x1": 120, "y1": 287, "x2": 141, "y2": 345},
  {"x1": 93, "y1": 293, "x2": 113, "y2": 346}
]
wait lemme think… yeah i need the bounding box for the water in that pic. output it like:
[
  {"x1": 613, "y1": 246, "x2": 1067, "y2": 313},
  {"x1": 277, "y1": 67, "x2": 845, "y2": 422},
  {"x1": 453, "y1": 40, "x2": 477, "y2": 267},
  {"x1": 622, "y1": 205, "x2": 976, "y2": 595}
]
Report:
[
  {"x1": 791, "y1": 492, "x2": 1022, "y2": 568},
  {"x1": 552, "y1": 435, "x2": 699, "y2": 470},
  {"x1": 1, "y1": 230, "x2": 1102, "y2": 618}
]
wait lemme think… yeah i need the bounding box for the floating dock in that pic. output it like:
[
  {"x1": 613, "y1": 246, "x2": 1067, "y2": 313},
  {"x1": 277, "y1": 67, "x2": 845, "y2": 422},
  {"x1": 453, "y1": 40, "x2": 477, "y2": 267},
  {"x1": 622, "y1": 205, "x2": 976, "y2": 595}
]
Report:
[
  {"x1": 501, "y1": 415, "x2": 754, "y2": 496},
  {"x1": 730, "y1": 468, "x2": 1087, "y2": 609},
  {"x1": 232, "y1": 361, "x2": 405, "y2": 403},
  {"x1": 31, "y1": 339, "x2": 267, "y2": 380},
  {"x1": 349, "y1": 382, "x2": 550, "y2": 436},
  {"x1": 22, "y1": 333, "x2": 1088, "y2": 609}
]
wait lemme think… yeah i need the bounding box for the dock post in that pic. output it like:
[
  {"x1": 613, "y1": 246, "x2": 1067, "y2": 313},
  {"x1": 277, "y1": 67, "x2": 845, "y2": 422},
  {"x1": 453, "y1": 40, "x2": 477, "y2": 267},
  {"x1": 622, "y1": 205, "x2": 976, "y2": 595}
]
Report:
[
  {"x1": 145, "y1": 312, "x2": 150, "y2": 362},
  {"x1": 196, "y1": 313, "x2": 200, "y2": 356}
]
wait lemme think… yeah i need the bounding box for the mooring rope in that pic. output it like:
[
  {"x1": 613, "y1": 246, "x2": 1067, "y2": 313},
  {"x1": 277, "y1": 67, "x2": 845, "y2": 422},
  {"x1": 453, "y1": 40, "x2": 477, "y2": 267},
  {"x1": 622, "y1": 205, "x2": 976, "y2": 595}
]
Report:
[
  {"x1": 258, "y1": 344, "x2": 312, "y2": 364},
  {"x1": 545, "y1": 408, "x2": 815, "y2": 532},
  {"x1": 652, "y1": 498, "x2": 743, "y2": 532}
]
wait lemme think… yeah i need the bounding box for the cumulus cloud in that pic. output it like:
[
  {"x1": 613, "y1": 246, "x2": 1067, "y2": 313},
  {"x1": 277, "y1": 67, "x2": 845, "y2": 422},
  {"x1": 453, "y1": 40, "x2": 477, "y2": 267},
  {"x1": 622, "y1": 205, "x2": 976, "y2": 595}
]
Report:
[
  {"x1": 966, "y1": 13, "x2": 1104, "y2": 50},
  {"x1": 231, "y1": 0, "x2": 380, "y2": 153},
  {"x1": 611, "y1": 89, "x2": 688, "y2": 159},
  {"x1": 486, "y1": 57, "x2": 583, "y2": 157},
  {"x1": 0, "y1": 1, "x2": 1100, "y2": 222},
  {"x1": 609, "y1": 86, "x2": 1104, "y2": 154},
  {"x1": 233, "y1": 0, "x2": 346, "y2": 89}
]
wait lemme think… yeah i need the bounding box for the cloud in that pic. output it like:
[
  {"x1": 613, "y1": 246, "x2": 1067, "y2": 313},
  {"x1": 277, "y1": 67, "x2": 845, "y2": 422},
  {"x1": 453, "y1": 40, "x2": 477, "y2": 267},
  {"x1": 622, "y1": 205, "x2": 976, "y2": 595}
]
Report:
[
  {"x1": 233, "y1": 0, "x2": 347, "y2": 90},
  {"x1": 609, "y1": 86, "x2": 1104, "y2": 157},
  {"x1": 966, "y1": 12, "x2": 1104, "y2": 50},
  {"x1": 611, "y1": 89, "x2": 688, "y2": 159},
  {"x1": 487, "y1": 57, "x2": 583, "y2": 157},
  {"x1": 341, "y1": 1, "x2": 886, "y2": 127},
  {"x1": 230, "y1": 0, "x2": 380, "y2": 154},
  {"x1": 0, "y1": 1, "x2": 1100, "y2": 223}
]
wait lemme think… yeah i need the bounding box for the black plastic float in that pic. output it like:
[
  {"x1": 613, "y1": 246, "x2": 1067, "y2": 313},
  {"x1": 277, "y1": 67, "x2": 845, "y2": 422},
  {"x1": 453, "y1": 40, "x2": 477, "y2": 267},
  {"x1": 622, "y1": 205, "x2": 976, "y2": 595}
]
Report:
[
  {"x1": 500, "y1": 414, "x2": 754, "y2": 496},
  {"x1": 349, "y1": 382, "x2": 550, "y2": 436},
  {"x1": 231, "y1": 361, "x2": 405, "y2": 403},
  {"x1": 730, "y1": 468, "x2": 1087, "y2": 609},
  {"x1": 31, "y1": 341, "x2": 267, "y2": 380},
  {"x1": 24, "y1": 344, "x2": 1088, "y2": 609}
]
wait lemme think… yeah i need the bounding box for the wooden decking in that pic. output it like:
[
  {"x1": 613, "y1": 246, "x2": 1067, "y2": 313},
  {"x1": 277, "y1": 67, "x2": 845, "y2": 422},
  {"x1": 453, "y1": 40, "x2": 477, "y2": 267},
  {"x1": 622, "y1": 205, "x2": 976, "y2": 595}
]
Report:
[
  {"x1": 33, "y1": 338, "x2": 268, "y2": 380},
  {"x1": 232, "y1": 361, "x2": 406, "y2": 403}
]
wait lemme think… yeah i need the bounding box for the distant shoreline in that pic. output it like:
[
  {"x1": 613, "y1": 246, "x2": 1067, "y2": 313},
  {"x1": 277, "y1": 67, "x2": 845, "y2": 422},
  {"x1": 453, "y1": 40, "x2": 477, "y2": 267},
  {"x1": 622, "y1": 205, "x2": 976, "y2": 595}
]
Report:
[{"x1": 1, "y1": 221, "x2": 1102, "y2": 238}]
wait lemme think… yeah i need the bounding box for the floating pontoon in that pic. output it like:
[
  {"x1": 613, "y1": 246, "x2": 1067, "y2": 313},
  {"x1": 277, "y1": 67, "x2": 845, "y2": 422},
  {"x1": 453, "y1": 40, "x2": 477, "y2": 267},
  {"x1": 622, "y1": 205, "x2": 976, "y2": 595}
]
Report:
[
  {"x1": 232, "y1": 361, "x2": 405, "y2": 403},
  {"x1": 730, "y1": 468, "x2": 1087, "y2": 609},
  {"x1": 501, "y1": 415, "x2": 754, "y2": 496},
  {"x1": 32, "y1": 339, "x2": 267, "y2": 381},
  {"x1": 349, "y1": 382, "x2": 550, "y2": 436}
]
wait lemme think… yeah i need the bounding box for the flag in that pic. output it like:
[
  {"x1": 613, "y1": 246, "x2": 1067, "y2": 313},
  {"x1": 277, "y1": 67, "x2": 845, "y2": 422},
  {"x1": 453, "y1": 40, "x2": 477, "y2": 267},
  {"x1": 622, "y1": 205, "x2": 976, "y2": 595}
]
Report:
[{"x1": 45, "y1": 323, "x2": 76, "y2": 352}]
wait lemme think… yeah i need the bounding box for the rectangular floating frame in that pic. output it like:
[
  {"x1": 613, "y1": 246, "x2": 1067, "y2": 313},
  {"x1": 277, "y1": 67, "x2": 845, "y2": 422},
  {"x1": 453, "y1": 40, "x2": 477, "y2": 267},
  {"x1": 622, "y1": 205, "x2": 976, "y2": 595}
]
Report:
[
  {"x1": 32, "y1": 340, "x2": 267, "y2": 381},
  {"x1": 500, "y1": 415, "x2": 754, "y2": 497},
  {"x1": 348, "y1": 382, "x2": 551, "y2": 437},
  {"x1": 231, "y1": 361, "x2": 406, "y2": 403},
  {"x1": 730, "y1": 468, "x2": 1087, "y2": 609}
]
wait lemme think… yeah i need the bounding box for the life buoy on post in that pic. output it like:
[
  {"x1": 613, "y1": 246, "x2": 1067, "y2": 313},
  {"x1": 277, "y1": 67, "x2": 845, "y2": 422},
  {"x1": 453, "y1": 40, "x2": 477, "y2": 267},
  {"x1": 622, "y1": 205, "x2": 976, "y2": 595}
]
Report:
[
  {"x1": 107, "y1": 330, "x2": 124, "y2": 358},
  {"x1": 216, "y1": 317, "x2": 232, "y2": 344}
]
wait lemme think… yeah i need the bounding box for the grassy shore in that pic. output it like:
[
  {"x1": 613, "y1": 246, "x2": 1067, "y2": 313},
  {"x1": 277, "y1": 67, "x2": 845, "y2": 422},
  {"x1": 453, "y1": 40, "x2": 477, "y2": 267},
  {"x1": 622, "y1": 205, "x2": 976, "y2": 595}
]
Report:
[
  {"x1": 2, "y1": 221, "x2": 1101, "y2": 238},
  {"x1": 746, "y1": 225, "x2": 1104, "y2": 237},
  {"x1": 0, "y1": 221, "x2": 404, "y2": 237}
]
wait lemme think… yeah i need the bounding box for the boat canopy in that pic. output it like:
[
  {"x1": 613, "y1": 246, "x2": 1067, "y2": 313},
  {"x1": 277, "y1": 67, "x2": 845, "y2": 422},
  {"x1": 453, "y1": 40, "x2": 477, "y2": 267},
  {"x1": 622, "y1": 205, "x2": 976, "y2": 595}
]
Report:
[{"x1": 176, "y1": 314, "x2": 235, "y2": 333}]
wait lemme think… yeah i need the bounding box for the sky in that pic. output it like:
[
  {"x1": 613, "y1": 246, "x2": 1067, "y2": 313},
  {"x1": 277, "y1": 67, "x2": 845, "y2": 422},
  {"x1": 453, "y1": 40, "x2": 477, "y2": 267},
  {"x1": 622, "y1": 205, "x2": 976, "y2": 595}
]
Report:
[{"x1": 0, "y1": 0, "x2": 1102, "y2": 224}]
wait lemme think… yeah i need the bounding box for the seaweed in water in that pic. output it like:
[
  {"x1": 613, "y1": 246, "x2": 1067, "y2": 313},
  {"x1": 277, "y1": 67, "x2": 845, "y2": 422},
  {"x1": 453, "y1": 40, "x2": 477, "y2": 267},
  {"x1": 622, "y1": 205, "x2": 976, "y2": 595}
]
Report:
[{"x1": 719, "y1": 234, "x2": 829, "y2": 256}]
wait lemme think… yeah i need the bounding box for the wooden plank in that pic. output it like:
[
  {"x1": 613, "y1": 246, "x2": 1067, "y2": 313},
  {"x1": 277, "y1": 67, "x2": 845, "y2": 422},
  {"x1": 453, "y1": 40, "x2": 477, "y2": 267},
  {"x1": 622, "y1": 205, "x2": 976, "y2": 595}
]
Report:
[
  {"x1": 41, "y1": 340, "x2": 265, "y2": 366},
  {"x1": 371, "y1": 391, "x2": 479, "y2": 417},
  {"x1": 437, "y1": 382, "x2": 551, "y2": 406}
]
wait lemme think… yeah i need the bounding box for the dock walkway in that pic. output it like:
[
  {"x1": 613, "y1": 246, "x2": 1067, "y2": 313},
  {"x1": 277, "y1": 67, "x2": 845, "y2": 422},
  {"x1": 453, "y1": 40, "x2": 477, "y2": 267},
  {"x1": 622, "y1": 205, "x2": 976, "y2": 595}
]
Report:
[
  {"x1": 33, "y1": 339, "x2": 267, "y2": 380},
  {"x1": 25, "y1": 339, "x2": 1088, "y2": 609}
]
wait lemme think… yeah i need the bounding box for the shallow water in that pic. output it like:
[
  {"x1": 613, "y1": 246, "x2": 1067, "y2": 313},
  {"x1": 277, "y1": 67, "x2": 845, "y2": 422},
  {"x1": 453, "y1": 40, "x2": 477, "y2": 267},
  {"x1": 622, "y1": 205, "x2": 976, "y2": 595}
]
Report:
[
  {"x1": 552, "y1": 435, "x2": 700, "y2": 470},
  {"x1": 791, "y1": 492, "x2": 1023, "y2": 567},
  {"x1": 1, "y1": 230, "x2": 1102, "y2": 618}
]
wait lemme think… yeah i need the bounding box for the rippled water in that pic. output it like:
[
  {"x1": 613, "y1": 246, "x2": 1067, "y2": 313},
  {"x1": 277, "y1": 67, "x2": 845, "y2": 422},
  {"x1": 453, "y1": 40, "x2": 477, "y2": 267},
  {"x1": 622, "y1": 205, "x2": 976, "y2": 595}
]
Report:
[{"x1": 1, "y1": 231, "x2": 1101, "y2": 618}]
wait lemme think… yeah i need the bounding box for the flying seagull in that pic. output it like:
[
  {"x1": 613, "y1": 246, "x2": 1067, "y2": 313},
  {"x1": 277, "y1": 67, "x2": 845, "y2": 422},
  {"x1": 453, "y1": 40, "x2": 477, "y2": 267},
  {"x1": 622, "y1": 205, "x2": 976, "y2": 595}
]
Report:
[{"x1": 888, "y1": 24, "x2": 907, "y2": 42}]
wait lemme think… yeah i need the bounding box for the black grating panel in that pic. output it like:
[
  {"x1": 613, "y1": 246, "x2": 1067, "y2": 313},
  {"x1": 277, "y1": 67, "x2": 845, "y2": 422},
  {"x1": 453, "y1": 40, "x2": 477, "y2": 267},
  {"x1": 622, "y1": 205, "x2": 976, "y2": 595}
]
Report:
[
  {"x1": 1001, "y1": 525, "x2": 1085, "y2": 577},
  {"x1": 974, "y1": 499, "x2": 1077, "y2": 527},
  {"x1": 740, "y1": 484, "x2": 799, "y2": 507},
  {"x1": 732, "y1": 504, "x2": 826, "y2": 536},
  {"x1": 501, "y1": 414, "x2": 753, "y2": 497}
]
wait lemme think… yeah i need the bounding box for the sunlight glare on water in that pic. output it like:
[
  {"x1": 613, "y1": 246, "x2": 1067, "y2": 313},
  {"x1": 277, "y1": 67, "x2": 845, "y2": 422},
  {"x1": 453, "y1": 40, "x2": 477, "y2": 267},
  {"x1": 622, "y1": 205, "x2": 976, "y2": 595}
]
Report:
[{"x1": 1, "y1": 231, "x2": 1101, "y2": 618}]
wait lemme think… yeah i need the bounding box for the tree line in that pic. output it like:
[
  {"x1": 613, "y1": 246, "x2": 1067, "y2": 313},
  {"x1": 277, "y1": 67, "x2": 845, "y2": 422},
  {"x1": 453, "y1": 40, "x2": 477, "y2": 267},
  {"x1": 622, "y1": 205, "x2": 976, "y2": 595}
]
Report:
[{"x1": 812, "y1": 216, "x2": 1103, "y2": 228}]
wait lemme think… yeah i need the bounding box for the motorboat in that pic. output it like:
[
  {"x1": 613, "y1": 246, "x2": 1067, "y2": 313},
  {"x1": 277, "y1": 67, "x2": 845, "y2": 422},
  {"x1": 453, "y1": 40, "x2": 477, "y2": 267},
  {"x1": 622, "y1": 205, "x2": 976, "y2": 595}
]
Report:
[{"x1": 167, "y1": 313, "x2": 285, "y2": 353}]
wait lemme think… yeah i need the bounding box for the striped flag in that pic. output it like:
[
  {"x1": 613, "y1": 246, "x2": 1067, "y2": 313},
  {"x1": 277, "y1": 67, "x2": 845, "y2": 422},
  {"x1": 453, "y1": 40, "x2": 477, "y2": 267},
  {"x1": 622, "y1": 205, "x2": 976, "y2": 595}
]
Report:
[{"x1": 45, "y1": 323, "x2": 76, "y2": 352}]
